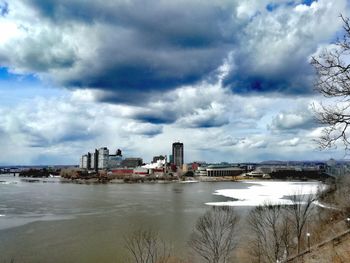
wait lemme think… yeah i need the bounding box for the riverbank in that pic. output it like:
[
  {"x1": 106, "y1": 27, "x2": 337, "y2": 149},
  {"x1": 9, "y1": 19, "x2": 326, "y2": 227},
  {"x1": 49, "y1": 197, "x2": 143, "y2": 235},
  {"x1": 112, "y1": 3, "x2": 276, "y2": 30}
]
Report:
[{"x1": 65, "y1": 175, "x2": 325, "y2": 184}]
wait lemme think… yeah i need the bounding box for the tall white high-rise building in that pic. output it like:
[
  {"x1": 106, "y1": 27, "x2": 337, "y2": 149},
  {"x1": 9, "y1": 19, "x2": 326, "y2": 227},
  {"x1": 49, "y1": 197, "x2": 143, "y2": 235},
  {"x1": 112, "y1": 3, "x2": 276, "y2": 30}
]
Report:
[
  {"x1": 98, "y1": 147, "x2": 109, "y2": 169},
  {"x1": 80, "y1": 154, "x2": 89, "y2": 169}
]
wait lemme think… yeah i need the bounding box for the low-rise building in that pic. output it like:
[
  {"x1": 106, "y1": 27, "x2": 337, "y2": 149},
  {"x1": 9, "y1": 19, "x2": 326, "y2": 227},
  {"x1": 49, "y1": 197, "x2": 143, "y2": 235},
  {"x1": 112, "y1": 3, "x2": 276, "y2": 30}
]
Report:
[
  {"x1": 133, "y1": 167, "x2": 149, "y2": 176},
  {"x1": 110, "y1": 168, "x2": 134, "y2": 176},
  {"x1": 153, "y1": 155, "x2": 165, "y2": 163},
  {"x1": 108, "y1": 155, "x2": 123, "y2": 169},
  {"x1": 182, "y1": 164, "x2": 188, "y2": 173},
  {"x1": 196, "y1": 166, "x2": 208, "y2": 176},
  {"x1": 206, "y1": 165, "x2": 244, "y2": 177},
  {"x1": 121, "y1": 158, "x2": 143, "y2": 168}
]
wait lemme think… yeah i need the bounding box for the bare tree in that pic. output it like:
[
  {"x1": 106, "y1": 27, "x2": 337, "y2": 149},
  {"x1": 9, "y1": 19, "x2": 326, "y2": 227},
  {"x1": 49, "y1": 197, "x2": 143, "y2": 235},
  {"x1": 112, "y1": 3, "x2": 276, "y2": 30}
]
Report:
[
  {"x1": 189, "y1": 206, "x2": 239, "y2": 263},
  {"x1": 287, "y1": 192, "x2": 316, "y2": 254},
  {"x1": 333, "y1": 174, "x2": 350, "y2": 215},
  {"x1": 124, "y1": 228, "x2": 171, "y2": 263},
  {"x1": 248, "y1": 203, "x2": 291, "y2": 263},
  {"x1": 311, "y1": 15, "x2": 350, "y2": 150}
]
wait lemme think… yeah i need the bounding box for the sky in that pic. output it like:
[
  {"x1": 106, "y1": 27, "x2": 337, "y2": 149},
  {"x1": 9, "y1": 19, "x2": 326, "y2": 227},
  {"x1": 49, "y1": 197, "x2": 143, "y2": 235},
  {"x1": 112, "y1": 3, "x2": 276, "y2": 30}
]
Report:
[{"x1": 0, "y1": 0, "x2": 349, "y2": 165}]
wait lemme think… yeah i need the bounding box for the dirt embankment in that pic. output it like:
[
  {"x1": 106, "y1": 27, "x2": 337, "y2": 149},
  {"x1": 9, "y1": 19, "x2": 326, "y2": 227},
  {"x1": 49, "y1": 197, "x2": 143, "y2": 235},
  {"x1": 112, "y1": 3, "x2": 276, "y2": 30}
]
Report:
[{"x1": 287, "y1": 220, "x2": 350, "y2": 263}]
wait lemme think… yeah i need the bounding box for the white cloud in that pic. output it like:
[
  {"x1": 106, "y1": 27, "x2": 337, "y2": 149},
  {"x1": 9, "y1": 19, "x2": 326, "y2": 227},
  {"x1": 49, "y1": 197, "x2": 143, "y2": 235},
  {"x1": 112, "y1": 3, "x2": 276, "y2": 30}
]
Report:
[
  {"x1": 278, "y1": 137, "x2": 300, "y2": 147},
  {"x1": 269, "y1": 106, "x2": 316, "y2": 131},
  {"x1": 122, "y1": 122, "x2": 163, "y2": 137}
]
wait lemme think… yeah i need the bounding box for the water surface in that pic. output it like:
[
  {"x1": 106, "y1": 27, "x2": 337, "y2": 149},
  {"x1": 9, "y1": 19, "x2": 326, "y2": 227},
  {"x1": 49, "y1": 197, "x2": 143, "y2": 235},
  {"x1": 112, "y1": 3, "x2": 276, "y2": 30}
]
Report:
[{"x1": 0, "y1": 175, "x2": 321, "y2": 262}]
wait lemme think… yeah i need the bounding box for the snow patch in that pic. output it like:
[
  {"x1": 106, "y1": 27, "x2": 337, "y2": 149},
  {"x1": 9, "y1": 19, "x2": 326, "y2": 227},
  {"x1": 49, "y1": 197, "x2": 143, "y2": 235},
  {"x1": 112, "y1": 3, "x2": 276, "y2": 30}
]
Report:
[{"x1": 206, "y1": 181, "x2": 323, "y2": 207}]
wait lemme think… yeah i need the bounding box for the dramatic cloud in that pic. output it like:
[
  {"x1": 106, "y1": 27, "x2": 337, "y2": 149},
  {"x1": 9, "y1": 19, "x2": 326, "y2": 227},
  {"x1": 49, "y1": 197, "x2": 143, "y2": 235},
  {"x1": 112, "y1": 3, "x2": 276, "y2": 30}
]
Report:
[
  {"x1": 0, "y1": 0, "x2": 349, "y2": 164},
  {"x1": 0, "y1": 0, "x2": 347, "y2": 105},
  {"x1": 118, "y1": 82, "x2": 232, "y2": 127},
  {"x1": 224, "y1": 0, "x2": 347, "y2": 95},
  {"x1": 0, "y1": 0, "x2": 240, "y2": 103},
  {"x1": 176, "y1": 102, "x2": 229, "y2": 128}
]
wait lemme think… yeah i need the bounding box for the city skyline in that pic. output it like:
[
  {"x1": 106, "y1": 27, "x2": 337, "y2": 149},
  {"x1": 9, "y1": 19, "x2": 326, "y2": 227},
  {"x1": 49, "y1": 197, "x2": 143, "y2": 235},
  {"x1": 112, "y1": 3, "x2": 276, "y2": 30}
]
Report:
[{"x1": 0, "y1": 0, "x2": 349, "y2": 165}]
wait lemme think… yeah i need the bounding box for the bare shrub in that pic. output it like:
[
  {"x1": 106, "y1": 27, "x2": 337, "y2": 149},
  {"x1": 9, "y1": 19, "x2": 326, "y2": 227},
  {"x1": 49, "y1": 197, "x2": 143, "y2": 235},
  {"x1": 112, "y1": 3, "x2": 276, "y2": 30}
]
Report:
[
  {"x1": 189, "y1": 206, "x2": 239, "y2": 263},
  {"x1": 287, "y1": 192, "x2": 316, "y2": 254},
  {"x1": 248, "y1": 203, "x2": 291, "y2": 263},
  {"x1": 124, "y1": 228, "x2": 171, "y2": 263}
]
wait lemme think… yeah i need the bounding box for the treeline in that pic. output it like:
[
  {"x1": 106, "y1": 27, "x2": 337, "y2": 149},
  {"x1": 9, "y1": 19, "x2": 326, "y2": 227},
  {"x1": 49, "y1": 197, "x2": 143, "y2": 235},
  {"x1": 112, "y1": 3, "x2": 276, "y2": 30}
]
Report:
[
  {"x1": 59, "y1": 168, "x2": 180, "y2": 183},
  {"x1": 19, "y1": 168, "x2": 60, "y2": 178},
  {"x1": 269, "y1": 170, "x2": 333, "y2": 181}
]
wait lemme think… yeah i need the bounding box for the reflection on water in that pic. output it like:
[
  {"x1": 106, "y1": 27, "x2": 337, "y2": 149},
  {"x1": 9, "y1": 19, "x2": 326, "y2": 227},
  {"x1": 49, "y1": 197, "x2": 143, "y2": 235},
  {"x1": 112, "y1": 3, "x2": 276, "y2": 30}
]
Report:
[{"x1": 0, "y1": 174, "x2": 321, "y2": 263}]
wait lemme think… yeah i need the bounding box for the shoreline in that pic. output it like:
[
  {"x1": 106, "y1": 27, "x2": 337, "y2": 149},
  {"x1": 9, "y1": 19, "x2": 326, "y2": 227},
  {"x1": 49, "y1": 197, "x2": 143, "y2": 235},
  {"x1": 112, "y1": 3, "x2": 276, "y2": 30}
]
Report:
[
  {"x1": 1, "y1": 173, "x2": 328, "y2": 185},
  {"x1": 34, "y1": 175, "x2": 326, "y2": 185}
]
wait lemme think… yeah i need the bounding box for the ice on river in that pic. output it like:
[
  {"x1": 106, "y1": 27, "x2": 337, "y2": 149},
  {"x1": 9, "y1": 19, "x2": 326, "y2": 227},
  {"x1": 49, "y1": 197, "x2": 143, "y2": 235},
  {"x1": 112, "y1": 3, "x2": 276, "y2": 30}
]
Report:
[{"x1": 206, "y1": 181, "x2": 324, "y2": 207}]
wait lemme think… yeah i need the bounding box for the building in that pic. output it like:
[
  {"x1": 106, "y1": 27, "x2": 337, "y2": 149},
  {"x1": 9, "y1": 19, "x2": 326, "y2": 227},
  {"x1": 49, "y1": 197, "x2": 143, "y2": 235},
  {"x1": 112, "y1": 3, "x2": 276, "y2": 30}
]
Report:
[
  {"x1": 90, "y1": 152, "x2": 96, "y2": 170},
  {"x1": 81, "y1": 154, "x2": 88, "y2": 169},
  {"x1": 98, "y1": 147, "x2": 109, "y2": 169},
  {"x1": 172, "y1": 142, "x2": 184, "y2": 167},
  {"x1": 90, "y1": 150, "x2": 99, "y2": 171},
  {"x1": 79, "y1": 156, "x2": 84, "y2": 169},
  {"x1": 108, "y1": 154, "x2": 123, "y2": 169},
  {"x1": 121, "y1": 158, "x2": 143, "y2": 168},
  {"x1": 116, "y1": 149, "x2": 122, "y2": 156},
  {"x1": 153, "y1": 155, "x2": 165, "y2": 163},
  {"x1": 79, "y1": 153, "x2": 92, "y2": 170},
  {"x1": 182, "y1": 164, "x2": 188, "y2": 173},
  {"x1": 142, "y1": 159, "x2": 166, "y2": 176},
  {"x1": 133, "y1": 167, "x2": 150, "y2": 176},
  {"x1": 206, "y1": 165, "x2": 244, "y2": 177},
  {"x1": 86, "y1": 152, "x2": 91, "y2": 170},
  {"x1": 92, "y1": 149, "x2": 99, "y2": 171},
  {"x1": 196, "y1": 166, "x2": 208, "y2": 176},
  {"x1": 110, "y1": 168, "x2": 134, "y2": 176}
]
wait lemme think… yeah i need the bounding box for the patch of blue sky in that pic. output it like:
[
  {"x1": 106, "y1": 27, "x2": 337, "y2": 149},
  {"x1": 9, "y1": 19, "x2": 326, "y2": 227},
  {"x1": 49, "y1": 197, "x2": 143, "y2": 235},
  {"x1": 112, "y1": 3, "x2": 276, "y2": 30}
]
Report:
[
  {"x1": 266, "y1": 3, "x2": 279, "y2": 12},
  {"x1": 0, "y1": 67, "x2": 38, "y2": 83},
  {"x1": 267, "y1": 0, "x2": 316, "y2": 12},
  {"x1": 301, "y1": 0, "x2": 316, "y2": 6},
  {"x1": 0, "y1": 1, "x2": 8, "y2": 17},
  {"x1": 0, "y1": 67, "x2": 67, "y2": 106}
]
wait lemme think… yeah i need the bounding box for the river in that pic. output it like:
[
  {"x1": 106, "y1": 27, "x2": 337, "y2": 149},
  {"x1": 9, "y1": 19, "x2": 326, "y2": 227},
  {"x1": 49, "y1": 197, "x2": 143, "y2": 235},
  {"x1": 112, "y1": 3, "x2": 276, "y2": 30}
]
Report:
[{"x1": 0, "y1": 175, "x2": 322, "y2": 262}]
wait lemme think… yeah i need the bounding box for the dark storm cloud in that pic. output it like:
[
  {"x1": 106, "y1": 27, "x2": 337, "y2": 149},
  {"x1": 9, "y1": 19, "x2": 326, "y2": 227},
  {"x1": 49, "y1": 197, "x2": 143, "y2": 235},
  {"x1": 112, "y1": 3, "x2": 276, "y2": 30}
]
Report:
[
  {"x1": 186, "y1": 118, "x2": 229, "y2": 128},
  {"x1": 132, "y1": 110, "x2": 177, "y2": 125},
  {"x1": 224, "y1": 67, "x2": 314, "y2": 95},
  {"x1": 125, "y1": 104, "x2": 227, "y2": 128},
  {"x1": 138, "y1": 128, "x2": 162, "y2": 137},
  {"x1": 22, "y1": 0, "x2": 240, "y2": 96},
  {"x1": 28, "y1": 0, "x2": 235, "y2": 47},
  {"x1": 65, "y1": 48, "x2": 223, "y2": 93}
]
